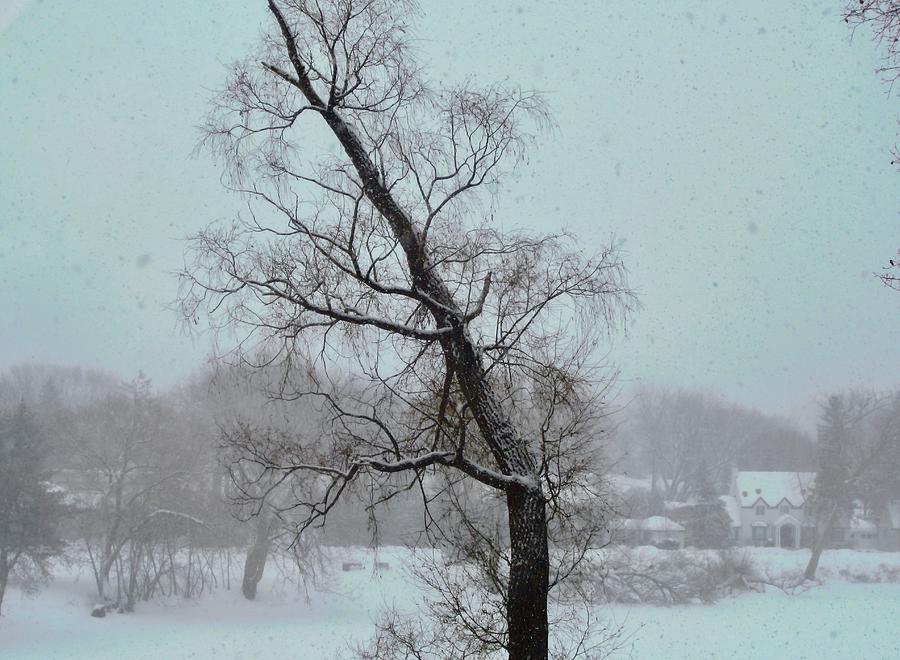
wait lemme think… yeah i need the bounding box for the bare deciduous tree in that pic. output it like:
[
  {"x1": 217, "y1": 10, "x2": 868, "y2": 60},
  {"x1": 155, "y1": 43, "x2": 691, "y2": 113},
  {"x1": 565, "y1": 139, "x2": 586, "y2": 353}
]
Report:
[
  {"x1": 71, "y1": 376, "x2": 201, "y2": 605},
  {"x1": 179, "y1": 1, "x2": 632, "y2": 657},
  {"x1": 843, "y1": 1, "x2": 900, "y2": 288},
  {"x1": 628, "y1": 388, "x2": 751, "y2": 501},
  {"x1": 845, "y1": 1, "x2": 900, "y2": 98}
]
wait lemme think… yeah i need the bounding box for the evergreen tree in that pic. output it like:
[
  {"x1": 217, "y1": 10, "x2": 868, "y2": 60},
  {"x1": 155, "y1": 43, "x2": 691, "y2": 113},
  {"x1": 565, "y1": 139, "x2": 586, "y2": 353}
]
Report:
[
  {"x1": 681, "y1": 460, "x2": 732, "y2": 549},
  {"x1": 805, "y1": 394, "x2": 868, "y2": 578},
  {"x1": 0, "y1": 403, "x2": 65, "y2": 615}
]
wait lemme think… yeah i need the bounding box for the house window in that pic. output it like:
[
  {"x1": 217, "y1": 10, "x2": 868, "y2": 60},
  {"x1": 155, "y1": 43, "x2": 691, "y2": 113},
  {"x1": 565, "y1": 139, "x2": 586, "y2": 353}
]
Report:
[
  {"x1": 756, "y1": 505, "x2": 765, "y2": 516},
  {"x1": 780, "y1": 504, "x2": 790, "y2": 514},
  {"x1": 752, "y1": 525, "x2": 767, "y2": 542}
]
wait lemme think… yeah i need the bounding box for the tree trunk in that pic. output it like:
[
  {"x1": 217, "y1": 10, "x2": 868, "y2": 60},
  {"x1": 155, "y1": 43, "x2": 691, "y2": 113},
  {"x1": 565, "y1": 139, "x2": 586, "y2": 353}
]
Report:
[
  {"x1": 242, "y1": 516, "x2": 273, "y2": 600},
  {"x1": 804, "y1": 506, "x2": 838, "y2": 581},
  {"x1": 804, "y1": 545, "x2": 824, "y2": 581},
  {"x1": 0, "y1": 550, "x2": 8, "y2": 617},
  {"x1": 96, "y1": 556, "x2": 114, "y2": 600},
  {"x1": 506, "y1": 485, "x2": 549, "y2": 660},
  {"x1": 263, "y1": 10, "x2": 550, "y2": 654}
]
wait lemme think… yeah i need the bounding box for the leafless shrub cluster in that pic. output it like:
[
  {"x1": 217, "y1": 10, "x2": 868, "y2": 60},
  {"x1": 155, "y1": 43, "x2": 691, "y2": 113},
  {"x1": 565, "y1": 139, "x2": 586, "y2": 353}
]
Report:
[{"x1": 585, "y1": 548, "x2": 760, "y2": 606}]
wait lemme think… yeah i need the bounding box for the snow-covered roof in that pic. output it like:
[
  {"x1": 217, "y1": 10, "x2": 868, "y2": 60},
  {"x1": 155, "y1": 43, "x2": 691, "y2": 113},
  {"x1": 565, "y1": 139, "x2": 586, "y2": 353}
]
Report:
[
  {"x1": 618, "y1": 518, "x2": 643, "y2": 530},
  {"x1": 639, "y1": 516, "x2": 685, "y2": 532},
  {"x1": 44, "y1": 481, "x2": 102, "y2": 509},
  {"x1": 606, "y1": 473, "x2": 652, "y2": 493},
  {"x1": 735, "y1": 471, "x2": 814, "y2": 508},
  {"x1": 719, "y1": 495, "x2": 741, "y2": 527}
]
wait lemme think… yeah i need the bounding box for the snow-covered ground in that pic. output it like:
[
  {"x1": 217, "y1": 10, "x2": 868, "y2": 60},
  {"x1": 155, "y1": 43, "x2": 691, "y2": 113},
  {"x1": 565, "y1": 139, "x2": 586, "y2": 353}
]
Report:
[{"x1": 1, "y1": 547, "x2": 899, "y2": 659}]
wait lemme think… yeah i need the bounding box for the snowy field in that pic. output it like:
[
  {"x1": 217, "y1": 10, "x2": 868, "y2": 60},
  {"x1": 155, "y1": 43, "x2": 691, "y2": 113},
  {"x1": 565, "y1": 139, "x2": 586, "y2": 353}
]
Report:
[{"x1": 1, "y1": 547, "x2": 899, "y2": 660}]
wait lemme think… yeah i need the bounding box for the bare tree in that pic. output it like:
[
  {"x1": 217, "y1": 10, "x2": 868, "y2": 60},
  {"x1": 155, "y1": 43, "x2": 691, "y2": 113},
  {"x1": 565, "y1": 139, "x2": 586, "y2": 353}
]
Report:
[
  {"x1": 619, "y1": 386, "x2": 814, "y2": 503},
  {"x1": 843, "y1": 1, "x2": 900, "y2": 288},
  {"x1": 845, "y1": 1, "x2": 900, "y2": 109},
  {"x1": 628, "y1": 388, "x2": 750, "y2": 501},
  {"x1": 179, "y1": 1, "x2": 632, "y2": 656},
  {"x1": 221, "y1": 421, "x2": 324, "y2": 601},
  {"x1": 71, "y1": 376, "x2": 201, "y2": 605},
  {"x1": 0, "y1": 364, "x2": 120, "y2": 412}
]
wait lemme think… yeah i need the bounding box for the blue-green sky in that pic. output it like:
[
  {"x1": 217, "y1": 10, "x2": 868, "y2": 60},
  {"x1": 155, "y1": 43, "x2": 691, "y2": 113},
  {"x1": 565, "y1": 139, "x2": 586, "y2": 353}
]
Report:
[{"x1": 1, "y1": 1, "x2": 897, "y2": 422}]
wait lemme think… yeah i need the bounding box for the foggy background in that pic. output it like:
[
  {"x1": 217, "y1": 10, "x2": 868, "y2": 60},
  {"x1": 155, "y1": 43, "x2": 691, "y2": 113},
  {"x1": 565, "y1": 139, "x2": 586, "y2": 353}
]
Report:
[
  {"x1": 2, "y1": 2, "x2": 900, "y2": 659},
  {"x1": 2, "y1": 0, "x2": 897, "y2": 425}
]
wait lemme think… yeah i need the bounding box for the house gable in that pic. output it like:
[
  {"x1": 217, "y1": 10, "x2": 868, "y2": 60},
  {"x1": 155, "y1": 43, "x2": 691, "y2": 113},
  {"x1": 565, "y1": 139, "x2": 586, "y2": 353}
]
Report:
[
  {"x1": 775, "y1": 497, "x2": 796, "y2": 511},
  {"x1": 734, "y1": 471, "x2": 814, "y2": 509}
]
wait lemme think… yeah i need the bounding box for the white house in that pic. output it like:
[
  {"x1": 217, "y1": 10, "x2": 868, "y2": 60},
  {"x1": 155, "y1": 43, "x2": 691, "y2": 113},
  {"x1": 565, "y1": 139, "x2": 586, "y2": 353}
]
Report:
[
  {"x1": 726, "y1": 470, "x2": 900, "y2": 551},
  {"x1": 729, "y1": 471, "x2": 815, "y2": 549},
  {"x1": 609, "y1": 470, "x2": 899, "y2": 552}
]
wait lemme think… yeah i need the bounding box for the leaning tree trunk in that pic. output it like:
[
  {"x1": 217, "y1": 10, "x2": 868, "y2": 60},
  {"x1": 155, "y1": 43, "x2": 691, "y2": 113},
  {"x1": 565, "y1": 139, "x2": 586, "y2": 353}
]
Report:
[
  {"x1": 804, "y1": 505, "x2": 838, "y2": 581},
  {"x1": 506, "y1": 486, "x2": 550, "y2": 660},
  {"x1": 0, "y1": 550, "x2": 9, "y2": 617},
  {"x1": 265, "y1": 7, "x2": 552, "y2": 653},
  {"x1": 804, "y1": 545, "x2": 824, "y2": 582},
  {"x1": 242, "y1": 515, "x2": 274, "y2": 600}
]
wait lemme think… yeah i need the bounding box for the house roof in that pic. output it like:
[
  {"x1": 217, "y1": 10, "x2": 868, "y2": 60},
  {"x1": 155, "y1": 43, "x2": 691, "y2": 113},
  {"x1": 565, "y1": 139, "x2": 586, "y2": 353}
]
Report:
[
  {"x1": 664, "y1": 500, "x2": 695, "y2": 512},
  {"x1": 639, "y1": 516, "x2": 685, "y2": 532},
  {"x1": 735, "y1": 471, "x2": 814, "y2": 508},
  {"x1": 618, "y1": 518, "x2": 642, "y2": 530},
  {"x1": 45, "y1": 480, "x2": 102, "y2": 509},
  {"x1": 719, "y1": 495, "x2": 741, "y2": 527},
  {"x1": 606, "y1": 473, "x2": 652, "y2": 493}
]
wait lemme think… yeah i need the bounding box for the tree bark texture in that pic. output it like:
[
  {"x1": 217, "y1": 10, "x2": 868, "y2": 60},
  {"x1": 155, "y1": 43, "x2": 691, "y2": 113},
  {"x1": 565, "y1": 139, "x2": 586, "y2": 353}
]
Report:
[{"x1": 506, "y1": 485, "x2": 550, "y2": 660}]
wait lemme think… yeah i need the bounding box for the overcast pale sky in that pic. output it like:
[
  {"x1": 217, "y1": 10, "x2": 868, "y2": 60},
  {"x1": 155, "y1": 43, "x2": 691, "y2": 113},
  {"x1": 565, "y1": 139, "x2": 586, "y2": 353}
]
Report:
[{"x1": 1, "y1": 0, "x2": 897, "y2": 421}]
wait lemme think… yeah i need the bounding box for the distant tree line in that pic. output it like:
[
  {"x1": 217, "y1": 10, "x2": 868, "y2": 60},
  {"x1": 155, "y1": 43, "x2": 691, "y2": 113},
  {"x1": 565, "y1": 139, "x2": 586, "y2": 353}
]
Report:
[
  {"x1": 0, "y1": 362, "x2": 427, "y2": 616},
  {"x1": 610, "y1": 386, "x2": 816, "y2": 501}
]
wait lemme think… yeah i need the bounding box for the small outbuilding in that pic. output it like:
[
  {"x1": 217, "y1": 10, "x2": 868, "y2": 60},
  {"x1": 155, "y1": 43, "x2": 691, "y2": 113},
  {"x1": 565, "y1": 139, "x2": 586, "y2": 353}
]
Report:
[{"x1": 637, "y1": 516, "x2": 686, "y2": 549}]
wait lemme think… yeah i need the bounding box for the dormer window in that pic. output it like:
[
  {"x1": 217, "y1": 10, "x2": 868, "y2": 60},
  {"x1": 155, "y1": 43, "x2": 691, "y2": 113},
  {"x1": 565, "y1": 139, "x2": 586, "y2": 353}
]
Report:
[
  {"x1": 756, "y1": 505, "x2": 765, "y2": 516},
  {"x1": 742, "y1": 491, "x2": 747, "y2": 497},
  {"x1": 755, "y1": 488, "x2": 761, "y2": 495},
  {"x1": 780, "y1": 503, "x2": 790, "y2": 514}
]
